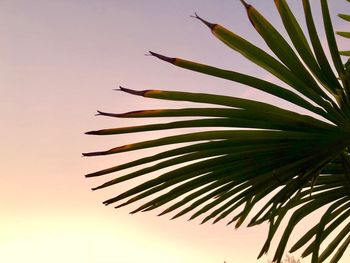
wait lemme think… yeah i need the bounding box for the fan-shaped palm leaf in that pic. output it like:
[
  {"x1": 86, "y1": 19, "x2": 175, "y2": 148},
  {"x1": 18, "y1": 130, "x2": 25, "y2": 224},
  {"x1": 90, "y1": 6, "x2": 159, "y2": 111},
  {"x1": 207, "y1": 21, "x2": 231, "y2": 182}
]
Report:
[{"x1": 84, "y1": 1, "x2": 350, "y2": 262}]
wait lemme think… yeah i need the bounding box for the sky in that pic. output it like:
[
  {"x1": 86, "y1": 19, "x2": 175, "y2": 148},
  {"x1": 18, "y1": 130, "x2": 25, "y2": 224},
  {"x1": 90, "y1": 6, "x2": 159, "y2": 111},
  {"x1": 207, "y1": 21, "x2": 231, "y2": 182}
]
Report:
[{"x1": 1, "y1": 1, "x2": 350, "y2": 263}]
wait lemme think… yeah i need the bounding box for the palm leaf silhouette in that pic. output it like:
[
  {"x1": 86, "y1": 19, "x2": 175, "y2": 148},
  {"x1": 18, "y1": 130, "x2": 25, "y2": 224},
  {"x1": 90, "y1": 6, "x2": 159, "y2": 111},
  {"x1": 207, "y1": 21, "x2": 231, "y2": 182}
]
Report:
[{"x1": 84, "y1": 1, "x2": 350, "y2": 262}]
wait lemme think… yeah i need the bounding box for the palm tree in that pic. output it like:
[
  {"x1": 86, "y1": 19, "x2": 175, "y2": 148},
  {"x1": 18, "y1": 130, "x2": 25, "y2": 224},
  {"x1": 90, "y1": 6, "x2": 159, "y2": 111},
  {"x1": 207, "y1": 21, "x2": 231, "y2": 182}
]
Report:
[{"x1": 84, "y1": 1, "x2": 350, "y2": 262}]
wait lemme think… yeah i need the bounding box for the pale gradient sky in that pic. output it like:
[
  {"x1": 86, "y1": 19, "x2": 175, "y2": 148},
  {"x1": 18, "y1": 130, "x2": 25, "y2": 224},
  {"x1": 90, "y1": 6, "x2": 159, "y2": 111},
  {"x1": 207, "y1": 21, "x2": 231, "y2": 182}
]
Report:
[{"x1": 1, "y1": 1, "x2": 350, "y2": 263}]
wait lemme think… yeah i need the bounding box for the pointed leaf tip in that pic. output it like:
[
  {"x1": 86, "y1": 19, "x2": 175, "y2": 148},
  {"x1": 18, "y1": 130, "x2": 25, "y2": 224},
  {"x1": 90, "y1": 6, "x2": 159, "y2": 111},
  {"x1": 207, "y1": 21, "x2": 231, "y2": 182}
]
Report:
[
  {"x1": 114, "y1": 202, "x2": 129, "y2": 209},
  {"x1": 171, "y1": 213, "x2": 182, "y2": 220},
  {"x1": 148, "y1": 51, "x2": 176, "y2": 63},
  {"x1": 82, "y1": 152, "x2": 94, "y2": 157},
  {"x1": 240, "y1": 0, "x2": 251, "y2": 9},
  {"x1": 191, "y1": 12, "x2": 216, "y2": 29},
  {"x1": 119, "y1": 86, "x2": 146, "y2": 96},
  {"x1": 95, "y1": 110, "x2": 109, "y2": 117},
  {"x1": 96, "y1": 111, "x2": 127, "y2": 118},
  {"x1": 85, "y1": 131, "x2": 97, "y2": 135}
]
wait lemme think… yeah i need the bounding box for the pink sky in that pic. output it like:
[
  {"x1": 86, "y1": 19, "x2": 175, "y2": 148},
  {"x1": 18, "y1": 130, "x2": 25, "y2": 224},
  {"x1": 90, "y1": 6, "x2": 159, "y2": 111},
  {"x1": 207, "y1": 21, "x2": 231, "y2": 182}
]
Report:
[{"x1": 1, "y1": 1, "x2": 350, "y2": 262}]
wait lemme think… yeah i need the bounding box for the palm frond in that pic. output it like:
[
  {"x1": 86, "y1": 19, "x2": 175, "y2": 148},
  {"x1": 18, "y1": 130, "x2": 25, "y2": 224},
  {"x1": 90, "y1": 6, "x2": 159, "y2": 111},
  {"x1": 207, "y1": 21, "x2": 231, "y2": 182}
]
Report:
[{"x1": 84, "y1": 1, "x2": 350, "y2": 262}]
